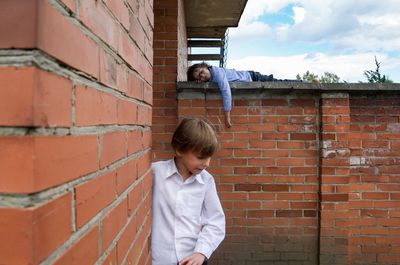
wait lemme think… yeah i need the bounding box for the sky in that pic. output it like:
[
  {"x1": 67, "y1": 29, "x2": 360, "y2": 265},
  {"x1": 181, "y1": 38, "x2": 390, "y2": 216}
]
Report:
[{"x1": 223, "y1": 0, "x2": 400, "y2": 83}]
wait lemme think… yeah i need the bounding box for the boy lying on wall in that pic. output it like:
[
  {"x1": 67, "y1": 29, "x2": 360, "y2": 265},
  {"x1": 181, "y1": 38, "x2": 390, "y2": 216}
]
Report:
[{"x1": 187, "y1": 62, "x2": 296, "y2": 127}]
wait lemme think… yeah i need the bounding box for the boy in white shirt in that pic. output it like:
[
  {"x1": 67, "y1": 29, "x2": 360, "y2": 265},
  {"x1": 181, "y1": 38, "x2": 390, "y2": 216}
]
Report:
[{"x1": 151, "y1": 117, "x2": 226, "y2": 265}]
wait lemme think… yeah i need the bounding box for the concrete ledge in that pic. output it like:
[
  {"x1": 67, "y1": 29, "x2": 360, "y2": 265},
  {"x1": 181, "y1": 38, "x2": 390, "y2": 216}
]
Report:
[{"x1": 177, "y1": 81, "x2": 400, "y2": 93}]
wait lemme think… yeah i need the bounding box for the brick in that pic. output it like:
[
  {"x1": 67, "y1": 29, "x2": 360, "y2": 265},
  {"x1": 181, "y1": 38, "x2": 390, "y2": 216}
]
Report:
[
  {"x1": 38, "y1": 0, "x2": 99, "y2": 78},
  {"x1": 137, "y1": 105, "x2": 152, "y2": 126},
  {"x1": 290, "y1": 133, "x2": 316, "y2": 140},
  {"x1": 0, "y1": 0, "x2": 37, "y2": 48},
  {"x1": 0, "y1": 67, "x2": 72, "y2": 127},
  {"x1": 125, "y1": 235, "x2": 142, "y2": 265},
  {"x1": 54, "y1": 226, "x2": 99, "y2": 265},
  {"x1": 104, "y1": 0, "x2": 130, "y2": 30},
  {"x1": 291, "y1": 202, "x2": 317, "y2": 209},
  {"x1": 100, "y1": 131, "x2": 127, "y2": 168},
  {"x1": 75, "y1": 171, "x2": 117, "y2": 228},
  {"x1": 235, "y1": 184, "x2": 261, "y2": 192},
  {"x1": 233, "y1": 201, "x2": 261, "y2": 209},
  {"x1": 119, "y1": 30, "x2": 141, "y2": 72},
  {"x1": 130, "y1": 16, "x2": 146, "y2": 50},
  {"x1": 75, "y1": 85, "x2": 118, "y2": 126},
  {"x1": 101, "y1": 198, "x2": 128, "y2": 252},
  {"x1": 276, "y1": 210, "x2": 303, "y2": 217},
  {"x1": 246, "y1": 158, "x2": 274, "y2": 167},
  {"x1": 262, "y1": 132, "x2": 288, "y2": 140},
  {"x1": 79, "y1": 0, "x2": 119, "y2": 49},
  {"x1": 34, "y1": 69, "x2": 73, "y2": 126},
  {"x1": 0, "y1": 67, "x2": 35, "y2": 125},
  {"x1": 247, "y1": 192, "x2": 274, "y2": 200},
  {"x1": 118, "y1": 99, "x2": 138, "y2": 125},
  {"x1": 220, "y1": 192, "x2": 247, "y2": 201},
  {"x1": 102, "y1": 246, "x2": 117, "y2": 265},
  {"x1": 127, "y1": 129, "x2": 142, "y2": 154},
  {"x1": 99, "y1": 51, "x2": 128, "y2": 94},
  {"x1": 362, "y1": 192, "x2": 389, "y2": 200},
  {"x1": 142, "y1": 130, "x2": 152, "y2": 149},
  {"x1": 116, "y1": 159, "x2": 138, "y2": 195},
  {"x1": 127, "y1": 72, "x2": 144, "y2": 100},
  {"x1": 117, "y1": 216, "x2": 138, "y2": 264},
  {"x1": 0, "y1": 135, "x2": 98, "y2": 193},
  {"x1": 0, "y1": 137, "x2": 33, "y2": 192},
  {"x1": 128, "y1": 182, "x2": 143, "y2": 215},
  {"x1": 137, "y1": 151, "x2": 151, "y2": 177},
  {"x1": 143, "y1": 83, "x2": 153, "y2": 105},
  {"x1": 136, "y1": 195, "x2": 151, "y2": 227},
  {"x1": 219, "y1": 176, "x2": 245, "y2": 184},
  {"x1": 0, "y1": 193, "x2": 72, "y2": 264},
  {"x1": 143, "y1": 170, "x2": 153, "y2": 196},
  {"x1": 321, "y1": 194, "x2": 348, "y2": 202}
]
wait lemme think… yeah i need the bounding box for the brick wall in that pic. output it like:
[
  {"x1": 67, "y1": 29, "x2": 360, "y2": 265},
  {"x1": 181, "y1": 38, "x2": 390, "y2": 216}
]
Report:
[
  {"x1": 0, "y1": 1, "x2": 153, "y2": 264},
  {"x1": 153, "y1": 0, "x2": 188, "y2": 161},
  {"x1": 175, "y1": 84, "x2": 400, "y2": 265},
  {"x1": 348, "y1": 95, "x2": 400, "y2": 265}
]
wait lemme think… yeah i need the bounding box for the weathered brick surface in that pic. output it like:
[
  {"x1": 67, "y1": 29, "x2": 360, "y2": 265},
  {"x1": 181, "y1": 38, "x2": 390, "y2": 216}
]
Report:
[
  {"x1": 152, "y1": 0, "x2": 187, "y2": 161},
  {"x1": 0, "y1": 193, "x2": 72, "y2": 264},
  {"x1": 0, "y1": 0, "x2": 153, "y2": 264},
  {"x1": 174, "y1": 89, "x2": 400, "y2": 265}
]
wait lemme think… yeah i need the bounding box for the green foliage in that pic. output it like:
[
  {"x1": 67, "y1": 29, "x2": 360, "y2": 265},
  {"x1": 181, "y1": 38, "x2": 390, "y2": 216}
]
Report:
[
  {"x1": 363, "y1": 56, "x2": 393, "y2": 83},
  {"x1": 319, "y1": 72, "x2": 341, "y2": 83},
  {"x1": 296, "y1": 70, "x2": 341, "y2": 83}
]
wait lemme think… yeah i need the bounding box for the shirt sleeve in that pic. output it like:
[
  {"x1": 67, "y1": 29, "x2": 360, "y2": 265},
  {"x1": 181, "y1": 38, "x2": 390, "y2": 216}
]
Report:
[
  {"x1": 194, "y1": 177, "x2": 226, "y2": 259},
  {"x1": 212, "y1": 68, "x2": 232, "y2": 112}
]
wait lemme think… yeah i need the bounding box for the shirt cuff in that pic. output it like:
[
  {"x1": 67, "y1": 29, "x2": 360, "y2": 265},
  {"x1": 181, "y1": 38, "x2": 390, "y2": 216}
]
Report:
[{"x1": 194, "y1": 243, "x2": 213, "y2": 259}]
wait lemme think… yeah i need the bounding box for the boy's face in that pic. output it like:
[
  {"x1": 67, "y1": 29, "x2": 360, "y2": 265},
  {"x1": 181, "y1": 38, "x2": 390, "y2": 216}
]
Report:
[
  {"x1": 176, "y1": 151, "x2": 211, "y2": 177},
  {"x1": 193, "y1": 67, "x2": 211, "y2": 82}
]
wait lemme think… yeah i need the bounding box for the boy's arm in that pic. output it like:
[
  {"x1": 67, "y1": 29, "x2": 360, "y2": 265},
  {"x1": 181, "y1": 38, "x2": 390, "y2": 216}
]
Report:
[
  {"x1": 213, "y1": 68, "x2": 232, "y2": 115},
  {"x1": 216, "y1": 72, "x2": 233, "y2": 128},
  {"x1": 194, "y1": 178, "x2": 226, "y2": 259}
]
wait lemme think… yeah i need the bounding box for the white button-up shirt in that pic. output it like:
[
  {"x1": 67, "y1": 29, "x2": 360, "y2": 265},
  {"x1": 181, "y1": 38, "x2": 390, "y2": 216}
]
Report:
[{"x1": 151, "y1": 159, "x2": 225, "y2": 265}]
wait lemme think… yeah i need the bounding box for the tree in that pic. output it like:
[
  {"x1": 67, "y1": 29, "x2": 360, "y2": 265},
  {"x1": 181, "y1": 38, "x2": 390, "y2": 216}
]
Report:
[
  {"x1": 363, "y1": 56, "x2": 393, "y2": 83},
  {"x1": 296, "y1": 70, "x2": 341, "y2": 83},
  {"x1": 296, "y1": 71, "x2": 319, "y2": 83},
  {"x1": 319, "y1": 72, "x2": 341, "y2": 83}
]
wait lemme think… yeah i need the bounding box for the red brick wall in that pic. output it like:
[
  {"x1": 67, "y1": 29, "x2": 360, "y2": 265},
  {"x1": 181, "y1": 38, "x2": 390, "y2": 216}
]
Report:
[
  {"x1": 348, "y1": 95, "x2": 400, "y2": 265},
  {"x1": 175, "y1": 87, "x2": 400, "y2": 265},
  {"x1": 179, "y1": 92, "x2": 320, "y2": 264},
  {"x1": 153, "y1": 0, "x2": 188, "y2": 160},
  {"x1": 0, "y1": 0, "x2": 153, "y2": 264}
]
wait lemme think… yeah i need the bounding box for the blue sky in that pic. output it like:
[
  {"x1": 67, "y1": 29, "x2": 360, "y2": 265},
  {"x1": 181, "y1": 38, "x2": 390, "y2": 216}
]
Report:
[{"x1": 225, "y1": 0, "x2": 400, "y2": 82}]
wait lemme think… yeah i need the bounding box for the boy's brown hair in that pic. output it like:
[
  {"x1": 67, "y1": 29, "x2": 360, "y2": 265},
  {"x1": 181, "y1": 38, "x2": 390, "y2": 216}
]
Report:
[
  {"x1": 171, "y1": 117, "x2": 218, "y2": 158},
  {"x1": 187, "y1": 62, "x2": 210, "y2": 81}
]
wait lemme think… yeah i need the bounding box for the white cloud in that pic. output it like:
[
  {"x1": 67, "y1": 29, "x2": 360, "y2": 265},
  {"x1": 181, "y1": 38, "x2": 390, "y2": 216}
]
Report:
[
  {"x1": 277, "y1": 0, "x2": 400, "y2": 52},
  {"x1": 226, "y1": 0, "x2": 400, "y2": 82},
  {"x1": 233, "y1": 0, "x2": 400, "y2": 52},
  {"x1": 226, "y1": 52, "x2": 400, "y2": 82},
  {"x1": 230, "y1": 0, "x2": 294, "y2": 39},
  {"x1": 292, "y1": 6, "x2": 305, "y2": 24},
  {"x1": 229, "y1": 21, "x2": 272, "y2": 40},
  {"x1": 239, "y1": 0, "x2": 294, "y2": 23}
]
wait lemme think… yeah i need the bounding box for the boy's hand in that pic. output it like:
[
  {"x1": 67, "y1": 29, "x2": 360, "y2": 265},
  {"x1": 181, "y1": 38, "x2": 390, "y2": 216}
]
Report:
[
  {"x1": 224, "y1": 111, "x2": 232, "y2": 128},
  {"x1": 179, "y1": 252, "x2": 206, "y2": 265}
]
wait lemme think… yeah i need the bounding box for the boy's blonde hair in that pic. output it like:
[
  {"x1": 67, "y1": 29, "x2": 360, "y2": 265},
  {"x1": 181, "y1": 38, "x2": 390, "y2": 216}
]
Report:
[{"x1": 171, "y1": 117, "x2": 218, "y2": 158}]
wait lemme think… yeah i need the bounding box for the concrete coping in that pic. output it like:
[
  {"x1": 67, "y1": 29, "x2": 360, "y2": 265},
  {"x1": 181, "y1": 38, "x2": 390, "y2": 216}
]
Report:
[{"x1": 177, "y1": 81, "x2": 400, "y2": 93}]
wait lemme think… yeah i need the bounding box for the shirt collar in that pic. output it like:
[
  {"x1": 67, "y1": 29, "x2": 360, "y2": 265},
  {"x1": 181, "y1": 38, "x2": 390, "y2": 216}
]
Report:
[{"x1": 165, "y1": 158, "x2": 205, "y2": 185}]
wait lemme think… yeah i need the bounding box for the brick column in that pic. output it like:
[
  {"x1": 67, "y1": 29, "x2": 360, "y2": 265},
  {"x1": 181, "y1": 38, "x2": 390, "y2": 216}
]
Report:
[
  {"x1": 319, "y1": 92, "x2": 351, "y2": 265},
  {"x1": 0, "y1": 1, "x2": 153, "y2": 264},
  {"x1": 153, "y1": 0, "x2": 187, "y2": 160}
]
